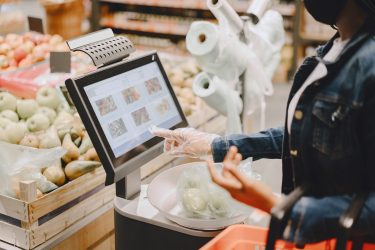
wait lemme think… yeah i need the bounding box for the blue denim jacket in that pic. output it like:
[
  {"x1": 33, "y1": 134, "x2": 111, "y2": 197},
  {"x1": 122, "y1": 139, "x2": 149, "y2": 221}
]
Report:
[{"x1": 212, "y1": 21, "x2": 375, "y2": 197}]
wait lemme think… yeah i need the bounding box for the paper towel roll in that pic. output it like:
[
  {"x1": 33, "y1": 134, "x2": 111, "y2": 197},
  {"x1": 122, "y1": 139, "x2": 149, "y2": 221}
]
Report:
[
  {"x1": 186, "y1": 21, "x2": 248, "y2": 81},
  {"x1": 193, "y1": 72, "x2": 243, "y2": 134},
  {"x1": 207, "y1": 0, "x2": 243, "y2": 34}
]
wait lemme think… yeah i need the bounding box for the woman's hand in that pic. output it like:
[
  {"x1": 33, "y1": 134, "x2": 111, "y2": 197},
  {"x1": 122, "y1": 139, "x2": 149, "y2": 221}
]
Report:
[
  {"x1": 151, "y1": 126, "x2": 219, "y2": 158},
  {"x1": 207, "y1": 146, "x2": 281, "y2": 213}
]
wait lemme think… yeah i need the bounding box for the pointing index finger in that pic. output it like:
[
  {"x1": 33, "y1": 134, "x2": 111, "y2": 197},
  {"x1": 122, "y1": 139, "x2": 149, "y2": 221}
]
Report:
[{"x1": 150, "y1": 126, "x2": 176, "y2": 139}]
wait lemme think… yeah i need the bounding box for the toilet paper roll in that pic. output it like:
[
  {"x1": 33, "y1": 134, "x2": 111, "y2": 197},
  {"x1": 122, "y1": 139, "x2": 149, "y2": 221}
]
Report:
[
  {"x1": 207, "y1": 0, "x2": 243, "y2": 34},
  {"x1": 193, "y1": 72, "x2": 243, "y2": 134},
  {"x1": 186, "y1": 21, "x2": 249, "y2": 81}
]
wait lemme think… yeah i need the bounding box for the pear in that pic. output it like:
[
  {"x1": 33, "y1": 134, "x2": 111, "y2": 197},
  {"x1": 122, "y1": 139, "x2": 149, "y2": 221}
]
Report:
[
  {"x1": 43, "y1": 161, "x2": 65, "y2": 186},
  {"x1": 79, "y1": 131, "x2": 93, "y2": 155},
  {"x1": 64, "y1": 161, "x2": 101, "y2": 180},
  {"x1": 62, "y1": 133, "x2": 79, "y2": 163},
  {"x1": 39, "y1": 126, "x2": 61, "y2": 148},
  {"x1": 19, "y1": 134, "x2": 39, "y2": 148}
]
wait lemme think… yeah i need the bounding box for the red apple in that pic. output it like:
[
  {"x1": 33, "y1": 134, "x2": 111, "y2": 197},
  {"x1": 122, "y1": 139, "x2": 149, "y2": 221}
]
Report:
[
  {"x1": 5, "y1": 34, "x2": 19, "y2": 44},
  {"x1": 5, "y1": 66, "x2": 17, "y2": 71},
  {"x1": 18, "y1": 55, "x2": 33, "y2": 68},
  {"x1": 22, "y1": 41, "x2": 35, "y2": 53},
  {"x1": 33, "y1": 43, "x2": 51, "y2": 54},
  {"x1": 0, "y1": 55, "x2": 9, "y2": 69},
  {"x1": 8, "y1": 37, "x2": 23, "y2": 49},
  {"x1": 49, "y1": 34, "x2": 63, "y2": 46},
  {"x1": 6, "y1": 50, "x2": 14, "y2": 60},
  {"x1": 22, "y1": 32, "x2": 33, "y2": 42},
  {"x1": 8, "y1": 59, "x2": 17, "y2": 67},
  {"x1": 32, "y1": 50, "x2": 46, "y2": 62},
  {"x1": 0, "y1": 43, "x2": 11, "y2": 55},
  {"x1": 14, "y1": 47, "x2": 27, "y2": 63},
  {"x1": 30, "y1": 33, "x2": 44, "y2": 45},
  {"x1": 42, "y1": 34, "x2": 51, "y2": 43}
]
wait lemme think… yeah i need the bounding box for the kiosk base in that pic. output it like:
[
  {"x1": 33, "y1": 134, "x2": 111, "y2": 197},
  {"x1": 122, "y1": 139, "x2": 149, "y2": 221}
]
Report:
[
  {"x1": 114, "y1": 194, "x2": 221, "y2": 250},
  {"x1": 115, "y1": 211, "x2": 212, "y2": 250}
]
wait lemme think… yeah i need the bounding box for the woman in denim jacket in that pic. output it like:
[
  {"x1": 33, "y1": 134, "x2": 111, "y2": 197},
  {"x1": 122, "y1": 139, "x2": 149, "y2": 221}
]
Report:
[{"x1": 154, "y1": 0, "x2": 375, "y2": 244}]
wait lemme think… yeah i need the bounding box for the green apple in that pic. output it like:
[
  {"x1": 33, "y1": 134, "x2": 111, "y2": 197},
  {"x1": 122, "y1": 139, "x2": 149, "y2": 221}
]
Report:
[
  {"x1": 17, "y1": 99, "x2": 38, "y2": 119},
  {"x1": 0, "y1": 92, "x2": 17, "y2": 111},
  {"x1": 0, "y1": 117, "x2": 11, "y2": 130},
  {"x1": 56, "y1": 102, "x2": 72, "y2": 114},
  {"x1": 18, "y1": 120, "x2": 28, "y2": 133},
  {"x1": 26, "y1": 113, "x2": 50, "y2": 132},
  {"x1": 182, "y1": 188, "x2": 208, "y2": 214},
  {"x1": 53, "y1": 110, "x2": 74, "y2": 127},
  {"x1": 0, "y1": 110, "x2": 19, "y2": 122},
  {"x1": 36, "y1": 107, "x2": 56, "y2": 123},
  {"x1": 36, "y1": 86, "x2": 60, "y2": 110},
  {"x1": 0, "y1": 127, "x2": 9, "y2": 142},
  {"x1": 5, "y1": 122, "x2": 27, "y2": 144}
]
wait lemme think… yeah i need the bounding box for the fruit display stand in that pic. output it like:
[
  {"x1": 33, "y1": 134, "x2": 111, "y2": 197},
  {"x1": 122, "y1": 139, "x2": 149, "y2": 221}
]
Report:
[
  {"x1": 0, "y1": 101, "x2": 224, "y2": 250},
  {"x1": 0, "y1": 36, "x2": 224, "y2": 248},
  {"x1": 0, "y1": 167, "x2": 114, "y2": 249}
]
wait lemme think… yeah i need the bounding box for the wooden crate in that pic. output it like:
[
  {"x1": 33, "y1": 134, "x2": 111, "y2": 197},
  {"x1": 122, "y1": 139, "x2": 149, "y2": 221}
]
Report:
[{"x1": 0, "y1": 167, "x2": 115, "y2": 249}]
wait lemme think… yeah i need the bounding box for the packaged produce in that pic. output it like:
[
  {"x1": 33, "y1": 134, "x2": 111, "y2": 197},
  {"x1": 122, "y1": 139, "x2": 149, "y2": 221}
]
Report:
[
  {"x1": 176, "y1": 161, "x2": 258, "y2": 219},
  {"x1": 0, "y1": 141, "x2": 66, "y2": 198}
]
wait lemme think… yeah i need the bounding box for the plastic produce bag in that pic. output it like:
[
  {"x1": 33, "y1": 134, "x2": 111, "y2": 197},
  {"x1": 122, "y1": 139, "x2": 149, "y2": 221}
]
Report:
[
  {"x1": 0, "y1": 141, "x2": 66, "y2": 198},
  {"x1": 176, "y1": 160, "x2": 260, "y2": 219}
]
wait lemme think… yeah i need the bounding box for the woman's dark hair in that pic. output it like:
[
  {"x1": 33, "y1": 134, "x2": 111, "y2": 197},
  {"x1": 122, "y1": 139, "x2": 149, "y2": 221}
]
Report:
[{"x1": 357, "y1": 0, "x2": 375, "y2": 18}]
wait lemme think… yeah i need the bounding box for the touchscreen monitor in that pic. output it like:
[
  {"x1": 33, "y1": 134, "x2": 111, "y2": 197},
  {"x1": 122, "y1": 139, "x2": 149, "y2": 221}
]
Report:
[{"x1": 66, "y1": 52, "x2": 188, "y2": 184}]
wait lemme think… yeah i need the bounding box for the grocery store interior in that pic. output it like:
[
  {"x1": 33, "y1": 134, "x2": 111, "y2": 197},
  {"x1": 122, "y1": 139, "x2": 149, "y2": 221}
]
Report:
[{"x1": 1, "y1": 0, "x2": 374, "y2": 249}]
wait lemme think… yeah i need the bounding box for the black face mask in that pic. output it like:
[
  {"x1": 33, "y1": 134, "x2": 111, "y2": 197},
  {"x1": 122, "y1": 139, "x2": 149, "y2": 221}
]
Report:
[{"x1": 304, "y1": 0, "x2": 348, "y2": 25}]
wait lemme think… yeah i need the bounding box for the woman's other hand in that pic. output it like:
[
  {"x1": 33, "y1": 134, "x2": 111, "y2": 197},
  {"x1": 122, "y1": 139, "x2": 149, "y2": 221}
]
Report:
[{"x1": 207, "y1": 146, "x2": 281, "y2": 213}]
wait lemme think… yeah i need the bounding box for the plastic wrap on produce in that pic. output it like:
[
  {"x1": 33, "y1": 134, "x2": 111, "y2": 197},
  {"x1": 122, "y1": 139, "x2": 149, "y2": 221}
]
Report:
[
  {"x1": 186, "y1": 6, "x2": 285, "y2": 132},
  {"x1": 0, "y1": 59, "x2": 94, "y2": 99},
  {"x1": 186, "y1": 21, "x2": 249, "y2": 82},
  {"x1": 207, "y1": 0, "x2": 243, "y2": 34},
  {"x1": 193, "y1": 72, "x2": 242, "y2": 134},
  {"x1": 176, "y1": 161, "x2": 258, "y2": 220},
  {"x1": 0, "y1": 141, "x2": 66, "y2": 197}
]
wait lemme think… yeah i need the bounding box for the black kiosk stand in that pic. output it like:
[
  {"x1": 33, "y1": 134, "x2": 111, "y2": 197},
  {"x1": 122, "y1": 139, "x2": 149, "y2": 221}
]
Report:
[{"x1": 65, "y1": 29, "x2": 219, "y2": 250}]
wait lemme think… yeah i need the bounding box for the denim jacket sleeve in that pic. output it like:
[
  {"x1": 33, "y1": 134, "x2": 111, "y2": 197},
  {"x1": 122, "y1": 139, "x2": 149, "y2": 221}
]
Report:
[{"x1": 211, "y1": 127, "x2": 284, "y2": 162}]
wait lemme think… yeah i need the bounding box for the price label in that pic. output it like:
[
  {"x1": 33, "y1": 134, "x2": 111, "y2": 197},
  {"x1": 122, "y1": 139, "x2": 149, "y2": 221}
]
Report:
[
  {"x1": 28, "y1": 16, "x2": 44, "y2": 34},
  {"x1": 50, "y1": 51, "x2": 71, "y2": 73}
]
